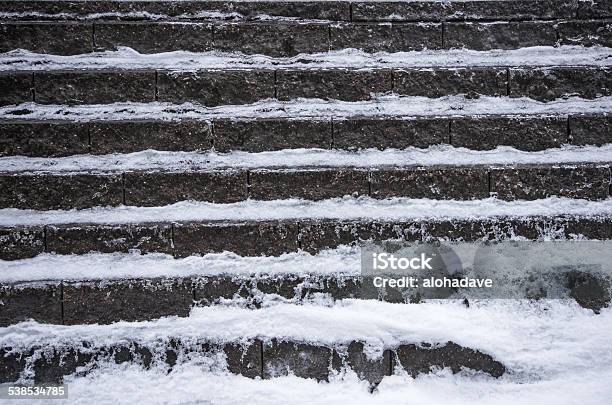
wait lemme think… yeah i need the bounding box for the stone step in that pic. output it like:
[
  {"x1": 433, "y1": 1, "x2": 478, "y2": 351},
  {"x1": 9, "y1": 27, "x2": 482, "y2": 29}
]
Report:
[
  {"x1": 3, "y1": 66, "x2": 611, "y2": 107},
  {"x1": 0, "y1": 314, "x2": 505, "y2": 384},
  {"x1": 1, "y1": 207, "x2": 611, "y2": 260},
  {"x1": 0, "y1": 162, "x2": 609, "y2": 210},
  {"x1": 1, "y1": 20, "x2": 610, "y2": 55},
  {"x1": 1, "y1": 113, "x2": 610, "y2": 156},
  {"x1": 0, "y1": 0, "x2": 609, "y2": 22}
]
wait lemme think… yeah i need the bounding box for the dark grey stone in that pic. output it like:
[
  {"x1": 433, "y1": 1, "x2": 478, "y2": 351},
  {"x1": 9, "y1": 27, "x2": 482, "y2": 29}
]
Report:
[
  {"x1": 214, "y1": 22, "x2": 329, "y2": 56},
  {"x1": 249, "y1": 168, "x2": 369, "y2": 200},
  {"x1": 0, "y1": 121, "x2": 90, "y2": 157},
  {"x1": 173, "y1": 220, "x2": 299, "y2": 257},
  {"x1": 46, "y1": 223, "x2": 173, "y2": 255},
  {"x1": 0, "y1": 226, "x2": 45, "y2": 260},
  {"x1": 333, "y1": 117, "x2": 449, "y2": 150},
  {"x1": 0, "y1": 282, "x2": 62, "y2": 326},
  {"x1": 491, "y1": 165, "x2": 611, "y2": 201},
  {"x1": 124, "y1": 170, "x2": 248, "y2": 206},
  {"x1": 276, "y1": 69, "x2": 392, "y2": 101},
  {"x1": 0, "y1": 22, "x2": 92, "y2": 55},
  {"x1": 352, "y1": 1, "x2": 576, "y2": 22},
  {"x1": 213, "y1": 119, "x2": 331, "y2": 152},
  {"x1": 62, "y1": 278, "x2": 194, "y2": 324},
  {"x1": 33, "y1": 348, "x2": 94, "y2": 384},
  {"x1": 421, "y1": 218, "x2": 541, "y2": 242},
  {"x1": 157, "y1": 70, "x2": 274, "y2": 106},
  {"x1": 339, "y1": 341, "x2": 391, "y2": 385},
  {"x1": 395, "y1": 341, "x2": 505, "y2": 377},
  {"x1": 90, "y1": 120, "x2": 213, "y2": 154},
  {"x1": 298, "y1": 219, "x2": 420, "y2": 253},
  {"x1": 0, "y1": 173, "x2": 124, "y2": 210},
  {"x1": 569, "y1": 114, "x2": 612, "y2": 146},
  {"x1": 554, "y1": 216, "x2": 612, "y2": 240},
  {"x1": 370, "y1": 167, "x2": 489, "y2": 200},
  {"x1": 0, "y1": 72, "x2": 32, "y2": 106},
  {"x1": 34, "y1": 70, "x2": 155, "y2": 104},
  {"x1": 255, "y1": 275, "x2": 304, "y2": 300},
  {"x1": 558, "y1": 20, "x2": 612, "y2": 47},
  {"x1": 509, "y1": 67, "x2": 612, "y2": 101},
  {"x1": 394, "y1": 68, "x2": 507, "y2": 98},
  {"x1": 94, "y1": 22, "x2": 212, "y2": 53},
  {"x1": 330, "y1": 23, "x2": 441, "y2": 52},
  {"x1": 0, "y1": 348, "x2": 26, "y2": 383},
  {"x1": 566, "y1": 271, "x2": 611, "y2": 312},
  {"x1": 263, "y1": 340, "x2": 336, "y2": 381},
  {"x1": 444, "y1": 21, "x2": 556, "y2": 50},
  {"x1": 577, "y1": 0, "x2": 612, "y2": 18},
  {"x1": 224, "y1": 340, "x2": 263, "y2": 378},
  {"x1": 194, "y1": 276, "x2": 249, "y2": 304},
  {"x1": 450, "y1": 115, "x2": 568, "y2": 151}
]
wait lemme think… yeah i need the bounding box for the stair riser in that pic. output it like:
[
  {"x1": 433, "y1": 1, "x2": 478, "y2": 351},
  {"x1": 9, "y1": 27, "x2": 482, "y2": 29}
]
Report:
[
  {"x1": 2, "y1": 0, "x2": 608, "y2": 22},
  {"x1": 4, "y1": 114, "x2": 609, "y2": 157},
  {"x1": 0, "y1": 165, "x2": 609, "y2": 210},
  {"x1": 1, "y1": 216, "x2": 610, "y2": 261},
  {"x1": 2, "y1": 67, "x2": 611, "y2": 106},
  {"x1": 3, "y1": 21, "x2": 608, "y2": 55},
  {"x1": 2, "y1": 270, "x2": 609, "y2": 326},
  {"x1": 0, "y1": 339, "x2": 504, "y2": 384}
]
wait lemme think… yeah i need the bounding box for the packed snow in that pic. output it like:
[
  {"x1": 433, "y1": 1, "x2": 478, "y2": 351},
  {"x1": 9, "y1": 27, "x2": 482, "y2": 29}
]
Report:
[
  {"x1": 0, "y1": 197, "x2": 610, "y2": 226},
  {"x1": 1, "y1": 145, "x2": 611, "y2": 174},
  {"x1": 2, "y1": 46, "x2": 611, "y2": 71}
]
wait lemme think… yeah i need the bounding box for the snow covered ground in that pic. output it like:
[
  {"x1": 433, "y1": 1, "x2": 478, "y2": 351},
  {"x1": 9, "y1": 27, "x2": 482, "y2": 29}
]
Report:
[
  {"x1": 2, "y1": 46, "x2": 611, "y2": 71},
  {"x1": 1, "y1": 145, "x2": 610, "y2": 173},
  {"x1": 1, "y1": 196, "x2": 610, "y2": 226},
  {"x1": 1, "y1": 300, "x2": 610, "y2": 405}
]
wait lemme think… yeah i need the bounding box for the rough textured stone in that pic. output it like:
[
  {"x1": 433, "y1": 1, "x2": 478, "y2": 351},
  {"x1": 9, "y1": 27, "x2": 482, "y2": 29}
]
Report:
[
  {"x1": 173, "y1": 221, "x2": 299, "y2": 257},
  {"x1": 0, "y1": 348, "x2": 26, "y2": 383},
  {"x1": 509, "y1": 67, "x2": 612, "y2": 101},
  {"x1": 0, "y1": 72, "x2": 32, "y2": 106},
  {"x1": 553, "y1": 216, "x2": 612, "y2": 240},
  {"x1": 263, "y1": 340, "x2": 336, "y2": 381},
  {"x1": 276, "y1": 69, "x2": 392, "y2": 101},
  {"x1": 444, "y1": 21, "x2": 556, "y2": 50},
  {"x1": 0, "y1": 226, "x2": 45, "y2": 260},
  {"x1": 62, "y1": 278, "x2": 194, "y2": 324},
  {"x1": 0, "y1": 174, "x2": 123, "y2": 210},
  {"x1": 46, "y1": 223, "x2": 172, "y2": 255},
  {"x1": 566, "y1": 271, "x2": 611, "y2": 312},
  {"x1": 0, "y1": 22, "x2": 92, "y2": 55},
  {"x1": 298, "y1": 219, "x2": 420, "y2": 253},
  {"x1": 0, "y1": 121, "x2": 90, "y2": 157},
  {"x1": 214, "y1": 22, "x2": 328, "y2": 56},
  {"x1": 34, "y1": 70, "x2": 155, "y2": 104},
  {"x1": 339, "y1": 341, "x2": 391, "y2": 385},
  {"x1": 94, "y1": 22, "x2": 212, "y2": 53},
  {"x1": 333, "y1": 117, "x2": 449, "y2": 150},
  {"x1": 577, "y1": 0, "x2": 612, "y2": 18},
  {"x1": 157, "y1": 70, "x2": 274, "y2": 106},
  {"x1": 370, "y1": 167, "x2": 490, "y2": 200},
  {"x1": 491, "y1": 165, "x2": 611, "y2": 201},
  {"x1": 352, "y1": 0, "x2": 576, "y2": 22},
  {"x1": 558, "y1": 20, "x2": 612, "y2": 47},
  {"x1": 90, "y1": 120, "x2": 213, "y2": 154},
  {"x1": 0, "y1": 1, "x2": 352, "y2": 21},
  {"x1": 124, "y1": 170, "x2": 248, "y2": 206},
  {"x1": 194, "y1": 276, "x2": 249, "y2": 304},
  {"x1": 422, "y1": 218, "x2": 544, "y2": 242},
  {"x1": 569, "y1": 114, "x2": 612, "y2": 146},
  {"x1": 33, "y1": 348, "x2": 94, "y2": 383},
  {"x1": 213, "y1": 119, "x2": 331, "y2": 152},
  {"x1": 395, "y1": 341, "x2": 505, "y2": 377},
  {"x1": 330, "y1": 23, "x2": 441, "y2": 52},
  {"x1": 394, "y1": 68, "x2": 507, "y2": 98},
  {"x1": 450, "y1": 115, "x2": 568, "y2": 151},
  {"x1": 249, "y1": 168, "x2": 369, "y2": 200},
  {"x1": 0, "y1": 283, "x2": 62, "y2": 326},
  {"x1": 224, "y1": 340, "x2": 263, "y2": 379}
]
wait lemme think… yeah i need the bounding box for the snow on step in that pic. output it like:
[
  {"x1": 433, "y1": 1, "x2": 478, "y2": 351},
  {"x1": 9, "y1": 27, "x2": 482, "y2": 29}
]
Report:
[
  {"x1": 1, "y1": 197, "x2": 610, "y2": 226},
  {"x1": 2, "y1": 46, "x2": 611, "y2": 71}
]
